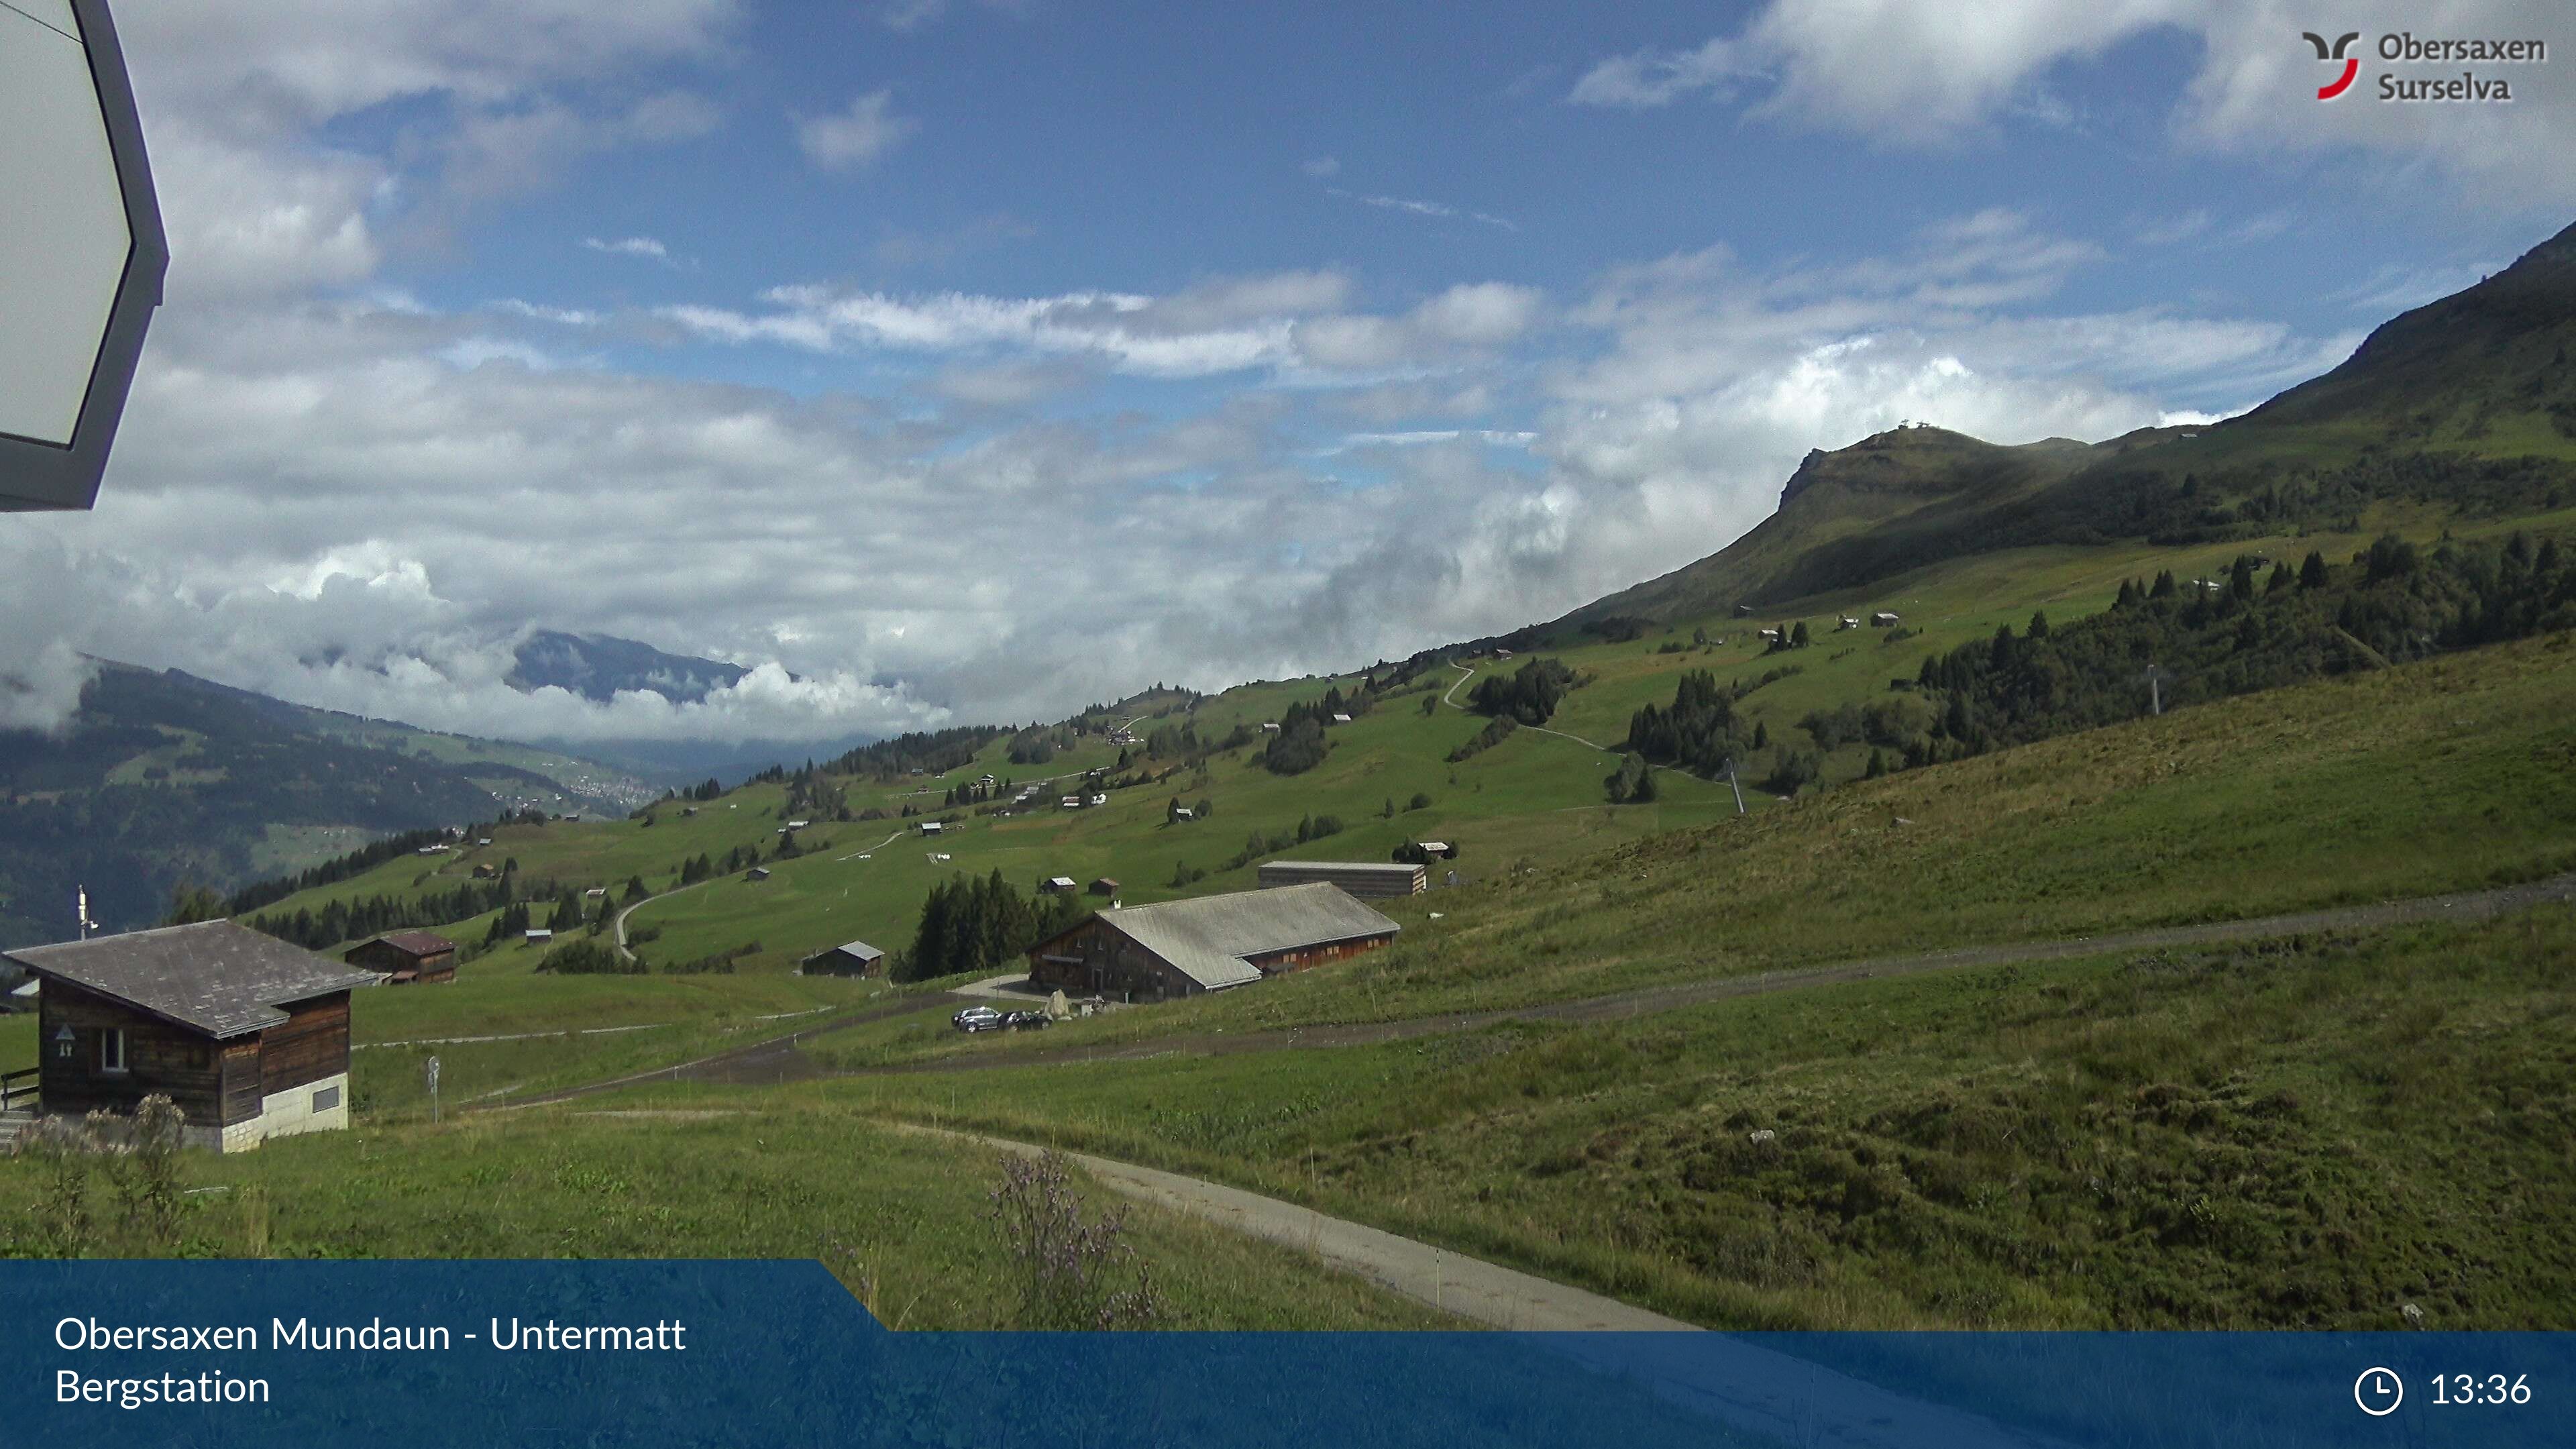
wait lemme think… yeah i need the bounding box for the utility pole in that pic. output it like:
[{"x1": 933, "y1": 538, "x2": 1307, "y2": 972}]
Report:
[{"x1": 2139, "y1": 664, "x2": 2174, "y2": 717}]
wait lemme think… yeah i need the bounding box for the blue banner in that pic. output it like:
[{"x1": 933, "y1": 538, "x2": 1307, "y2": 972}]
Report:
[{"x1": 3, "y1": 1260, "x2": 2567, "y2": 1447}]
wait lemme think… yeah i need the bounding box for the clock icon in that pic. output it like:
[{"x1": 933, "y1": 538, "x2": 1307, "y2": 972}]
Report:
[{"x1": 2355, "y1": 1367, "x2": 2405, "y2": 1417}]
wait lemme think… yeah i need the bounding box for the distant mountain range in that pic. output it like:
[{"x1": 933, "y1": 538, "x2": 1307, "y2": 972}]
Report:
[
  {"x1": 506, "y1": 629, "x2": 759, "y2": 704},
  {"x1": 497, "y1": 630, "x2": 871, "y2": 781},
  {"x1": 0, "y1": 661, "x2": 655, "y2": 946}
]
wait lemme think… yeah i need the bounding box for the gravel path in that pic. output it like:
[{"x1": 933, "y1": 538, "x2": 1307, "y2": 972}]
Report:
[
  {"x1": 905, "y1": 1124, "x2": 2080, "y2": 1447},
  {"x1": 489, "y1": 989, "x2": 961, "y2": 1109}
]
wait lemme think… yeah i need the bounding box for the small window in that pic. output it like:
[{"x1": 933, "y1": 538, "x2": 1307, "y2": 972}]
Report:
[
  {"x1": 313, "y1": 1085, "x2": 341, "y2": 1112},
  {"x1": 99, "y1": 1028, "x2": 127, "y2": 1074}
]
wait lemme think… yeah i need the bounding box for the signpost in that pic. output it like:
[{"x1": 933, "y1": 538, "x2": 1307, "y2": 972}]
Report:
[
  {"x1": 426, "y1": 1055, "x2": 441, "y2": 1123},
  {"x1": 1, "y1": 0, "x2": 166, "y2": 511}
]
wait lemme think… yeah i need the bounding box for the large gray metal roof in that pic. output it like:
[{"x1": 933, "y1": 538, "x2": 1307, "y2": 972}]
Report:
[
  {"x1": 1094, "y1": 883, "x2": 1400, "y2": 991},
  {"x1": 1256, "y1": 861, "x2": 1425, "y2": 877},
  {"x1": 5, "y1": 920, "x2": 381, "y2": 1038}
]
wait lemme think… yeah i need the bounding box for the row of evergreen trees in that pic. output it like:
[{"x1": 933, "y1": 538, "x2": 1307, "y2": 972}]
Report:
[
  {"x1": 225, "y1": 824, "x2": 489, "y2": 916},
  {"x1": 898, "y1": 869, "x2": 1086, "y2": 983},
  {"x1": 1262, "y1": 687, "x2": 1365, "y2": 775},
  {"x1": 1465, "y1": 657, "x2": 1575, "y2": 725},
  {"x1": 1913, "y1": 535, "x2": 2576, "y2": 757},
  {"x1": 246, "y1": 869, "x2": 564, "y2": 952},
  {"x1": 825, "y1": 725, "x2": 1008, "y2": 783},
  {"x1": 476, "y1": 885, "x2": 602, "y2": 947},
  {"x1": 1220, "y1": 813, "x2": 1344, "y2": 870},
  {"x1": 1621, "y1": 668, "x2": 1772, "y2": 778}
]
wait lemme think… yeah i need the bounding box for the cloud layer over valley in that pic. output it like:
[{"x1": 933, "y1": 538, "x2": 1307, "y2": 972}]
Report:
[{"x1": 3, "y1": 0, "x2": 2542, "y2": 745}]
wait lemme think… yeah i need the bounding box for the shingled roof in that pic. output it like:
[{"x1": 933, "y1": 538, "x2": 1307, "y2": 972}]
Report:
[
  {"x1": 1073, "y1": 882, "x2": 1401, "y2": 991},
  {"x1": 366, "y1": 930, "x2": 455, "y2": 959},
  {"x1": 5, "y1": 920, "x2": 381, "y2": 1038}
]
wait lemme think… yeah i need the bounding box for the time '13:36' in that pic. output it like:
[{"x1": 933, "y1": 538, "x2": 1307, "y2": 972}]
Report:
[{"x1": 2429, "y1": 1374, "x2": 2532, "y2": 1406}]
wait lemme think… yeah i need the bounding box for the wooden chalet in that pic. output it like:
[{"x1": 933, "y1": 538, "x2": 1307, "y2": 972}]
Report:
[
  {"x1": 4, "y1": 920, "x2": 380, "y2": 1152},
  {"x1": 343, "y1": 930, "x2": 457, "y2": 985},
  {"x1": 1026, "y1": 883, "x2": 1399, "y2": 1003}
]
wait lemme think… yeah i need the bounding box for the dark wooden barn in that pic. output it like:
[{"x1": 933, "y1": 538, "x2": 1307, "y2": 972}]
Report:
[
  {"x1": 800, "y1": 940, "x2": 886, "y2": 977},
  {"x1": 4, "y1": 920, "x2": 380, "y2": 1152},
  {"x1": 343, "y1": 930, "x2": 458, "y2": 984}
]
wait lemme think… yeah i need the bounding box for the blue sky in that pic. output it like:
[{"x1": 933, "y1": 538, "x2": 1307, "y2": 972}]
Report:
[
  {"x1": 376, "y1": 3, "x2": 2517, "y2": 412},
  {"x1": 3, "y1": 0, "x2": 2569, "y2": 745}
]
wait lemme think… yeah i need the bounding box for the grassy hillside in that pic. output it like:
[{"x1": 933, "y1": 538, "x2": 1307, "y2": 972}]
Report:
[
  {"x1": 182, "y1": 525, "x2": 2574, "y2": 1121},
  {"x1": 810, "y1": 899, "x2": 2575, "y2": 1330},
  {"x1": 796, "y1": 626, "x2": 2576, "y2": 1071},
  {"x1": 1565, "y1": 425, "x2": 2127, "y2": 623},
  {"x1": 0, "y1": 1104, "x2": 1458, "y2": 1331}
]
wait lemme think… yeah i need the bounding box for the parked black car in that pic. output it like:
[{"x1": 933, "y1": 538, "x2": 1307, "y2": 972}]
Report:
[{"x1": 1002, "y1": 1010, "x2": 1051, "y2": 1031}]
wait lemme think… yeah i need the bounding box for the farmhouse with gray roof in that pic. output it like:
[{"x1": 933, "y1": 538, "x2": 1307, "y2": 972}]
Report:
[{"x1": 1025, "y1": 883, "x2": 1400, "y2": 1002}]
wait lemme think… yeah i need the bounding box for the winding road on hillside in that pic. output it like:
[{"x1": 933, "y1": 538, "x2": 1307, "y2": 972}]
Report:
[
  {"x1": 610, "y1": 826, "x2": 909, "y2": 962},
  {"x1": 1446, "y1": 660, "x2": 1744, "y2": 796}
]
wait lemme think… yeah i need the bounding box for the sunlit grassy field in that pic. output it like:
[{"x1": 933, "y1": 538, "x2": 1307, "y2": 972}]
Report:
[
  {"x1": 224, "y1": 509, "x2": 2463, "y2": 1030},
  {"x1": 801, "y1": 900, "x2": 2576, "y2": 1330},
  {"x1": 810, "y1": 627, "x2": 2576, "y2": 1065},
  {"x1": 0, "y1": 1104, "x2": 1458, "y2": 1331}
]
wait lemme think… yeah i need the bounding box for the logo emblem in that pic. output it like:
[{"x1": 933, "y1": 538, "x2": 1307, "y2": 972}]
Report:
[{"x1": 2305, "y1": 31, "x2": 2361, "y2": 99}]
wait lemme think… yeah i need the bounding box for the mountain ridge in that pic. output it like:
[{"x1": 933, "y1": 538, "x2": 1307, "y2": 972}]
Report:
[
  {"x1": 0, "y1": 661, "x2": 654, "y2": 945},
  {"x1": 1548, "y1": 217, "x2": 2576, "y2": 629}
]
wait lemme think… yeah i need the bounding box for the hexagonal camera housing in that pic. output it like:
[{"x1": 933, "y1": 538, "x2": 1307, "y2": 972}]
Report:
[{"x1": 0, "y1": 0, "x2": 166, "y2": 512}]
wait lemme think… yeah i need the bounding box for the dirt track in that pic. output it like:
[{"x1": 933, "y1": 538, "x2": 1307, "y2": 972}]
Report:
[
  {"x1": 892, "y1": 1125, "x2": 2083, "y2": 1446},
  {"x1": 492, "y1": 989, "x2": 958, "y2": 1108},
  {"x1": 515, "y1": 871, "x2": 2576, "y2": 1104}
]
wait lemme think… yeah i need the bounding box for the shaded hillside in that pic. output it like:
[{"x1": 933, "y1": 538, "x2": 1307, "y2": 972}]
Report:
[
  {"x1": 1562, "y1": 218, "x2": 2576, "y2": 626},
  {"x1": 507, "y1": 629, "x2": 755, "y2": 704},
  {"x1": 2239, "y1": 218, "x2": 2576, "y2": 437},
  {"x1": 0, "y1": 663, "x2": 641, "y2": 946},
  {"x1": 1568, "y1": 426, "x2": 2125, "y2": 623}
]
